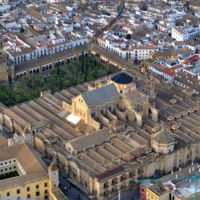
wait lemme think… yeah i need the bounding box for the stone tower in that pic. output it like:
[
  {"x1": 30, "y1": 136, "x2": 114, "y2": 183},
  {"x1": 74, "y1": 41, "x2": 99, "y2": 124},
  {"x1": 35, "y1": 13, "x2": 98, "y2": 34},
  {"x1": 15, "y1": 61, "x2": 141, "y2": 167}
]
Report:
[
  {"x1": 0, "y1": 35, "x2": 14, "y2": 85},
  {"x1": 146, "y1": 74, "x2": 156, "y2": 101},
  {"x1": 48, "y1": 162, "x2": 59, "y2": 188}
]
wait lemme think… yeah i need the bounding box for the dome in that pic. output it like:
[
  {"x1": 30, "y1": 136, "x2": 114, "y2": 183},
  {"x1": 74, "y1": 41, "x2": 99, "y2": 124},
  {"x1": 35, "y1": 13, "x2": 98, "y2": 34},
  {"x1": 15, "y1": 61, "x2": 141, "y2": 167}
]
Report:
[
  {"x1": 151, "y1": 126, "x2": 176, "y2": 154},
  {"x1": 152, "y1": 127, "x2": 175, "y2": 145},
  {"x1": 111, "y1": 72, "x2": 133, "y2": 84}
]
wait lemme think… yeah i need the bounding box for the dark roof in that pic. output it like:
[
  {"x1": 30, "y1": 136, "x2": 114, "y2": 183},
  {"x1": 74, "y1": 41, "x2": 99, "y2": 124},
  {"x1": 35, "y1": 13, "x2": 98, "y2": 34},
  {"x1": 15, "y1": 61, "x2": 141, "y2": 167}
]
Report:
[
  {"x1": 81, "y1": 84, "x2": 120, "y2": 109},
  {"x1": 111, "y1": 72, "x2": 133, "y2": 84},
  {"x1": 152, "y1": 128, "x2": 175, "y2": 145}
]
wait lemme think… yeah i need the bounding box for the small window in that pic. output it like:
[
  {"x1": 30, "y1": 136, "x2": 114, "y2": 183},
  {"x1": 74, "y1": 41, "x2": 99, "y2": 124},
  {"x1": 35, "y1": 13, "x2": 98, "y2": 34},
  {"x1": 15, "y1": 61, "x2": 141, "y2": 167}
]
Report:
[
  {"x1": 44, "y1": 189, "x2": 48, "y2": 194},
  {"x1": 27, "y1": 187, "x2": 30, "y2": 192},
  {"x1": 17, "y1": 189, "x2": 20, "y2": 194},
  {"x1": 36, "y1": 185, "x2": 39, "y2": 189},
  {"x1": 36, "y1": 191, "x2": 40, "y2": 196},
  {"x1": 7, "y1": 192, "x2": 10, "y2": 196},
  {"x1": 44, "y1": 182, "x2": 48, "y2": 187},
  {"x1": 91, "y1": 113, "x2": 95, "y2": 118},
  {"x1": 135, "y1": 104, "x2": 142, "y2": 112}
]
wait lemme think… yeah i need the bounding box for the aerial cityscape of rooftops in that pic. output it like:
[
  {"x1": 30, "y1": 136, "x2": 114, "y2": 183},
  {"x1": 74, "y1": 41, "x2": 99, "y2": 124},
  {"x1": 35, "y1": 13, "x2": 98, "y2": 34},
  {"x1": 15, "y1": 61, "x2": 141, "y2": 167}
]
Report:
[{"x1": 1, "y1": 0, "x2": 200, "y2": 200}]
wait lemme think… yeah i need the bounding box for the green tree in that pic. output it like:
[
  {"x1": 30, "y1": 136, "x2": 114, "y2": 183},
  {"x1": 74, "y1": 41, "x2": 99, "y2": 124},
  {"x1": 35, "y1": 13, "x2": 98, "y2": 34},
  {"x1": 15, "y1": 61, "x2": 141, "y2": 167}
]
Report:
[
  {"x1": 12, "y1": 74, "x2": 46, "y2": 103},
  {"x1": 0, "y1": 57, "x2": 117, "y2": 107},
  {"x1": 81, "y1": 52, "x2": 84, "y2": 73},
  {"x1": 94, "y1": 53, "x2": 100, "y2": 61},
  {"x1": 0, "y1": 85, "x2": 14, "y2": 106},
  {"x1": 107, "y1": 63, "x2": 117, "y2": 74}
]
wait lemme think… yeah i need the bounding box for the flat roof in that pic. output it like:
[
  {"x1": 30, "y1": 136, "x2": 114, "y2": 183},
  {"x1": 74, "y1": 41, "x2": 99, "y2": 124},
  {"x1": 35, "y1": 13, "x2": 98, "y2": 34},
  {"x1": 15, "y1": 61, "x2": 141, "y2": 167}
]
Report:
[{"x1": 66, "y1": 114, "x2": 81, "y2": 125}]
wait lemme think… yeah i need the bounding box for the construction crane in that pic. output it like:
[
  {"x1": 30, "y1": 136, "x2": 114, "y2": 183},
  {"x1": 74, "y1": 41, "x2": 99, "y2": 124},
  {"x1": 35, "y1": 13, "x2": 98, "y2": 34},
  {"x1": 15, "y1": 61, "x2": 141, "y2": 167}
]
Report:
[{"x1": 136, "y1": 171, "x2": 200, "y2": 200}]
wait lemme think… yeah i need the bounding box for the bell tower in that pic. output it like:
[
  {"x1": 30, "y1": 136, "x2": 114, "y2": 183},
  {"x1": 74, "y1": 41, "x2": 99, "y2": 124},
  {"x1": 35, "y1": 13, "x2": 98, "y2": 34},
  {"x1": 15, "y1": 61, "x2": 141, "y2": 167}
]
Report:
[
  {"x1": 146, "y1": 74, "x2": 156, "y2": 101},
  {"x1": 0, "y1": 35, "x2": 14, "y2": 85}
]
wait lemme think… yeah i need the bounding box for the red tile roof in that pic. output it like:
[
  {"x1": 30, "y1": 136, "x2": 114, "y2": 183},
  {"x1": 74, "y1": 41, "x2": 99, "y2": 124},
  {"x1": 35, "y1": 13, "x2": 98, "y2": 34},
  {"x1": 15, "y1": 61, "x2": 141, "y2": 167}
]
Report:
[
  {"x1": 186, "y1": 55, "x2": 200, "y2": 63},
  {"x1": 162, "y1": 68, "x2": 176, "y2": 77},
  {"x1": 162, "y1": 64, "x2": 183, "y2": 77}
]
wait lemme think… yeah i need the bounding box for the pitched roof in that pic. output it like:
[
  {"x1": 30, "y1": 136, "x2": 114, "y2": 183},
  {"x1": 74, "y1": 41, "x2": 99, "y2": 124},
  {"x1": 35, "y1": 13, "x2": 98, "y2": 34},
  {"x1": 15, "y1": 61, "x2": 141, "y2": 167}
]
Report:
[
  {"x1": 186, "y1": 54, "x2": 200, "y2": 63},
  {"x1": 0, "y1": 144, "x2": 48, "y2": 191},
  {"x1": 96, "y1": 166, "x2": 124, "y2": 181},
  {"x1": 0, "y1": 134, "x2": 7, "y2": 148},
  {"x1": 81, "y1": 84, "x2": 120, "y2": 109},
  {"x1": 162, "y1": 68, "x2": 176, "y2": 77},
  {"x1": 0, "y1": 102, "x2": 7, "y2": 113},
  {"x1": 69, "y1": 128, "x2": 110, "y2": 153},
  {"x1": 111, "y1": 72, "x2": 133, "y2": 84},
  {"x1": 152, "y1": 128, "x2": 175, "y2": 145},
  {"x1": 174, "y1": 70, "x2": 200, "y2": 92}
]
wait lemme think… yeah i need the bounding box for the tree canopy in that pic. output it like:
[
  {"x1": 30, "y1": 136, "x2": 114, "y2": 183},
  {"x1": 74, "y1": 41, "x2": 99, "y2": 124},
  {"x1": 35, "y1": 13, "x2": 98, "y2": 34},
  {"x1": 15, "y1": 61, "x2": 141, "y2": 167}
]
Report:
[{"x1": 0, "y1": 56, "x2": 118, "y2": 107}]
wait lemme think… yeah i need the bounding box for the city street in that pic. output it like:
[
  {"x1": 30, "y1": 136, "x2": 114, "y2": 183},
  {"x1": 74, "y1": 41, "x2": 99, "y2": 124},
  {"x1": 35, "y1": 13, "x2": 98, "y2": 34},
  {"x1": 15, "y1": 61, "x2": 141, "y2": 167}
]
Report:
[
  {"x1": 59, "y1": 177, "x2": 140, "y2": 200},
  {"x1": 60, "y1": 178, "x2": 89, "y2": 200}
]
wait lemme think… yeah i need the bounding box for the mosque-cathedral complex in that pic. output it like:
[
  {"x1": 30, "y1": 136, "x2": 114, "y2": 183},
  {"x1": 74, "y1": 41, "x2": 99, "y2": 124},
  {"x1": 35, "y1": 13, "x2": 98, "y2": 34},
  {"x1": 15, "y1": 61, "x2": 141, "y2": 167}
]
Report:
[{"x1": 0, "y1": 70, "x2": 200, "y2": 199}]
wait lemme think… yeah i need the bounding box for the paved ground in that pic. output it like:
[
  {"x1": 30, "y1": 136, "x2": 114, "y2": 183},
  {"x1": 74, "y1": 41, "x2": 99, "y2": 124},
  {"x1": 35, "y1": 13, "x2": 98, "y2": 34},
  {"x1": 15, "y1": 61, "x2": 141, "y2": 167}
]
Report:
[
  {"x1": 60, "y1": 177, "x2": 140, "y2": 200},
  {"x1": 60, "y1": 178, "x2": 89, "y2": 200}
]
